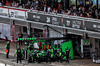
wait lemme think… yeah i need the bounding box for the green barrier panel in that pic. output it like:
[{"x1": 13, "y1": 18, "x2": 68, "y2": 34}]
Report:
[
  {"x1": 30, "y1": 38, "x2": 32, "y2": 40},
  {"x1": 18, "y1": 38, "x2": 19, "y2": 40},
  {"x1": 18, "y1": 38, "x2": 37, "y2": 40},
  {"x1": 32, "y1": 38, "x2": 36, "y2": 40},
  {"x1": 25, "y1": 38, "x2": 27, "y2": 40},
  {"x1": 22, "y1": 38, "x2": 24, "y2": 40},
  {"x1": 20, "y1": 38, "x2": 22, "y2": 40},
  {"x1": 27, "y1": 38, "x2": 29, "y2": 40},
  {"x1": 61, "y1": 41, "x2": 74, "y2": 59},
  {"x1": 33, "y1": 38, "x2": 36, "y2": 40}
]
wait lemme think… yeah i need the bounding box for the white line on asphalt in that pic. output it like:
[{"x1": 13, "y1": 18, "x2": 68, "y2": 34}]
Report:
[
  {"x1": 0, "y1": 63, "x2": 5, "y2": 66},
  {"x1": 0, "y1": 63, "x2": 13, "y2": 66}
]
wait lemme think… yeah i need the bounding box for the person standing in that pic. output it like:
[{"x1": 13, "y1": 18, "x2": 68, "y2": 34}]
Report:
[
  {"x1": 46, "y1": 49, "x2": 51, "y2": 63},
  {"x1": 66, "y1": 47, "x2": 71, "y2": 63},
  {"x1": 5, "y1": 41, "x2": 10, "y2": 58},
  {"x1": 18, "y1": 31, "x2": 23, "y2": 45},
  {"x1": 15, "y1": 46, "x2": 22, "y2": 63}
]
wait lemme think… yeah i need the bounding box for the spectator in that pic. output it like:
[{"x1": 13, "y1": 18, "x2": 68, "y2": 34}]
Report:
[
  {"x1": 19, "y1": 0, "x2": 22, "y2": 5},
  {"x1": 55, "y1": 9, "x2": 58, "y2": 14},
  {"x1": 30, "y1": 6, "x2": 33, "y2": 11},
  {"x1": 0, "y1": 0, "x2": 99, "y2": 19},
  {"x1": 18, "y1": 30, "x2": 23, "y2": 45},
  {"x1": 78, "y1": 5, "x2": 82, "y2": 11},
  {"x1": 18, "y1": 4, "x2": 22, "y2": 8},
  {"x1": 67, "y1": 9, "x2": 71, "y2": 15},
  {"x1": 61, "y1": 9, "x2": 65, "y2": 14},
  {"x1": 12, "y1": 1, "x2": 17, "y2": 7},
  {"x1": 47, "y1": 6, "x2": 51, "y2": 13},
  {"x1": 30, "y1": 1, "x2": 34, "y2": 8},
  {"x1": 39, "y1": 1, "x2": 43, "y2": 7},
  {"x1": 1, "y1": 0, "x2": 5, "y2": 5},
  {"x1": 25, "y1": 0, "x2": 31, "y2": 9},
  {"x1": 34, "y1": 5, "x2": 37, "y2": 10},
  {"x1": 80, "y1": 12, "x2": 83, "y2": 17},
  {"x1": 43, "y1": 3, "x2": 46, "y2": 12},
  {"x1": 6, "y1": 0, "x2": 10, "y2": 6},
  {"x1": 58, "y1": 3, "x2": 62, "y2": 12},
  {"x1": 35, "y1": 0, "x2": 39, "y2": 7},
  {"x1": 73, "y1": 5, "x2": 76, "y2": 11},
  {"x1": 51, "y1": 5, "x2": 53, "y2": 11},
  {"x1": 82, "y1": 7, "x2": 85, "y2": 13},
  {"x1": 52, "y1": 8, "x2": 56, "y2": 13},
  {"x1": 0, "y1": 2, "x2": 2, "y2": 6},
  {"x1": 73, "y1": 11, "x2": 77, "y2": 16},
  {"x1": 88, "y1": 14, "x2": 92, "y2": 18}
]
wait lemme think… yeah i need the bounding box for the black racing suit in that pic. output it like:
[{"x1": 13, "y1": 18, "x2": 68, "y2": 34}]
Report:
[
  {"x1": 17, "y1": 48, "x2": 22, "y2": 63},
  {"x1": 66, "y1": 49, "x2": 70, "y2": 63},
  {"x1": 6, "y1": 43, "x2": 10, "y2": 58},
  {"x1": 18, "y1": 33, "x2": 23, "y2": 45},
  {"x1": 46, "y1": 50, "x2": 51, "y2": 63}
]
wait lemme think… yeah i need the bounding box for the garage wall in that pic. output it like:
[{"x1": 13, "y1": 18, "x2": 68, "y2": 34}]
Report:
[
  {"x1": 15, "y1": 20, "x2": 28, "y2": 26},
  {"x1": 0, "y1": 23, "x2": 11, "y2": 40},
  {"x1": 31, "y1": 23, "x2": 44, "y2": 30},
  {"x1": 0, "y1": 17, "x2": 10, "y2": 24},
  {"x1": 49, "y1": 30, "x2": 63, "y2": 44},
  {"x1": 14, "y1": 25, "x2": 27, "y2": 40}
]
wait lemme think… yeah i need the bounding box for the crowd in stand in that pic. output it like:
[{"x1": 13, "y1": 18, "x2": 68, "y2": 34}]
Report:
[{"x1": 0, "y1": 0, "x2": 100, "y2": 19}]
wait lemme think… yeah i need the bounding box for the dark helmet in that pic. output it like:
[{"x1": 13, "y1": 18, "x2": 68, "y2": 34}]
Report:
[
  {"x1": 7, "y1": 41, "x2": 10, "y2": 44},
  {"x1": 17, "y1": 46, "x2": 20, "y2": 49},
  {"x1": 66, "y1": 47, "x2": 68, "y2": 49},
  {"x1": 49, "y1": 46, "x2": 52, "y2": 49}
]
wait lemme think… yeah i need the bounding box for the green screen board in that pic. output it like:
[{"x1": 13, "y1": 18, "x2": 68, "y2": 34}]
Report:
[{"x1": 61, "y1": 41, "x2": 74, "y2": 59}]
